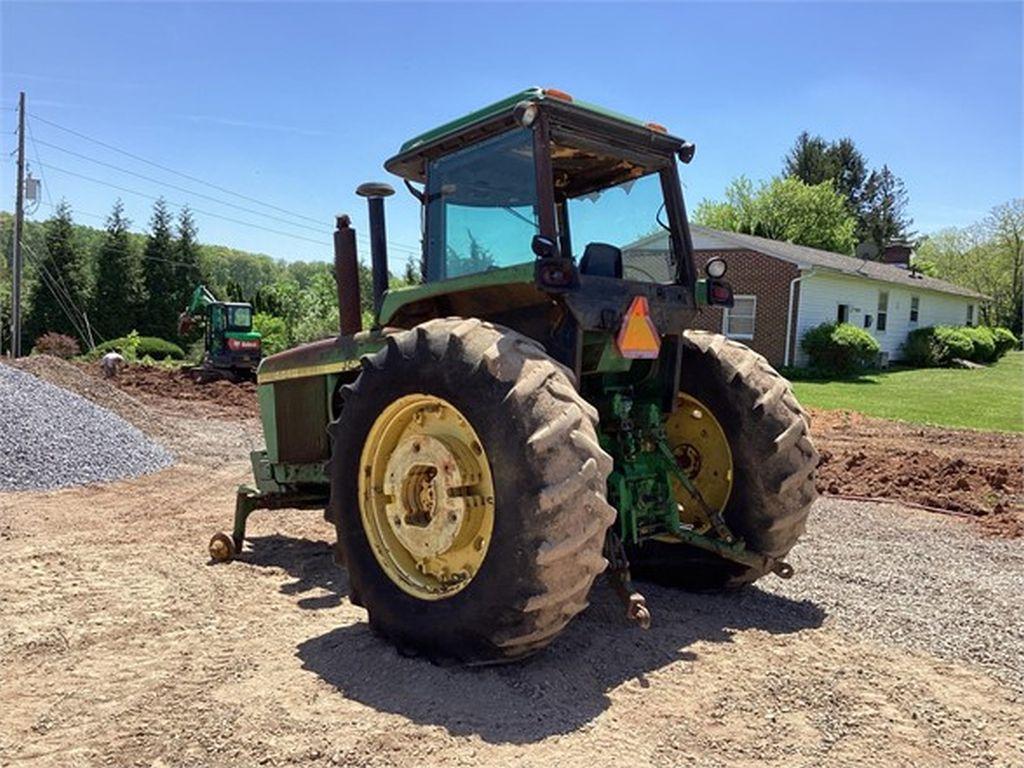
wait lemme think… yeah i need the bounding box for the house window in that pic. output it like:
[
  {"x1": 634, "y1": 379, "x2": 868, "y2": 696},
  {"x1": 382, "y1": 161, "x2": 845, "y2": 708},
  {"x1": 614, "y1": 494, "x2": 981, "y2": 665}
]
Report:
[
  {"x1": 877, "y1": 291, "x2": 889, "y2": 332},
  {"x1": 966, "y1": 304, "x2": 974, "y2": 326},
  {"x1": 723, "y1": 295, "x2": 756, "y2": 339},
  {"x1": 910, "y1": 296, "x2": 920, "y2": 323},
  {"x1": 837, "y1": 304, "x2": 850, "y2": 324}
]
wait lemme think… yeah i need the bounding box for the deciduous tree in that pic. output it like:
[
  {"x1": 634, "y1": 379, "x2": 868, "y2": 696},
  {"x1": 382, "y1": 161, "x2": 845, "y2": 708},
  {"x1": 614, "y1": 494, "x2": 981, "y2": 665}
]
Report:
[
  {"x1": 695, "y1": 176, "x2": 857, "y2": 254},
  {"x1": 917, "y1": 199, "x2": 1023, "y2": 333}
]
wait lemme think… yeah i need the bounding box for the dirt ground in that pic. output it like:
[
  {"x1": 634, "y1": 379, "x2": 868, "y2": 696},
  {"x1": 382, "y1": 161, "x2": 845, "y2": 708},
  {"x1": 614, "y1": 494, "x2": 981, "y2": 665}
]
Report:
[
  {"x1": 3, "y1": 360, "x2": 1023, "y2": 767},
  {"x1": 70, "y1": 361, "x2": 1024, "y2": 537},
  {"x1": 810, "y1": 409, "x2": 1024, "y2": 537}
]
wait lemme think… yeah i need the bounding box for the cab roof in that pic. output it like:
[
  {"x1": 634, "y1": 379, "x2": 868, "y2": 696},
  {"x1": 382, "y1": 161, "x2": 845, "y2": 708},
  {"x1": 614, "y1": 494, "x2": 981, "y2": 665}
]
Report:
[{"x1": 384, "y1": 87, "x2": 689, "y2": 183}]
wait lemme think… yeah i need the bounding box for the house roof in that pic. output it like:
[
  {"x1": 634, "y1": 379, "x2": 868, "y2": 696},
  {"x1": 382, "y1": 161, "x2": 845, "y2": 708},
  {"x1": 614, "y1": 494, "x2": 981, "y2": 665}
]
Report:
[{"x1": 624, "y1": 227, "x2": 987, "y2": 300}]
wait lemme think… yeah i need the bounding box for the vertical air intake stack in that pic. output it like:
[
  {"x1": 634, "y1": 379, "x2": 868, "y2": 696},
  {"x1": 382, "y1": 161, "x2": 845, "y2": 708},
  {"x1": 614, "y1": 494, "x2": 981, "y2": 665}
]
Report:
[{"x1": 356, "y1": 182, "x2": 396, "y2": 319}]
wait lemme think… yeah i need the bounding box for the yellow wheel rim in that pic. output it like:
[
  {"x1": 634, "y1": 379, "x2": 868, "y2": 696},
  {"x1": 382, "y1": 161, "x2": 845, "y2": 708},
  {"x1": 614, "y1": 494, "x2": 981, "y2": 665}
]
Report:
[
  {"x1": 358, "y1": 394, "x2": 495, "y2": 601},
  {"x1": 664, "y1": 392, "x2": 734, "y2": 530}
]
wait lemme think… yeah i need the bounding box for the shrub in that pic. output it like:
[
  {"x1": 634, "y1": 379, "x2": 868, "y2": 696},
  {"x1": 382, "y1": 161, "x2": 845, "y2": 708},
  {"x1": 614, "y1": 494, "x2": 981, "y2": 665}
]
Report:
[
  {"x1": 801, "y1": 322, "x2": 881, "y2": 374},
  {"x1": 961, "y1": 326, "x2": 997, "y2": 363},
  {"x1": 990, "y1": 326, "x2": 1018, "y2": 358},
  {"x1": 933, "y1": 326, "x2": 975, "y2": 362},
  {"x1": 32, "y1": 332, "x2": 80, "y2": 359},
  {"x1": 903, "y1": 326, "x2": 973, "y2": 367},
  {"x1": 94, "y1": 333, "x2": 184, "y2": 361},
  {"x1": 253, "y1": 312, "x2": 288, "y2": 356}
]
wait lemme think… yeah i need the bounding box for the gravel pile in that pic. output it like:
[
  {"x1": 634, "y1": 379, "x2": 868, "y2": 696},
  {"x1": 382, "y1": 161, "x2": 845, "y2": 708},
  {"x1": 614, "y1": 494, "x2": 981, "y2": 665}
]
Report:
[
  {"x1": 0, "y1": 362, "x2": 174, "y2": 491},
  {"x1": 764, "y1": 497, "x2": 1024, "y2": 691}
]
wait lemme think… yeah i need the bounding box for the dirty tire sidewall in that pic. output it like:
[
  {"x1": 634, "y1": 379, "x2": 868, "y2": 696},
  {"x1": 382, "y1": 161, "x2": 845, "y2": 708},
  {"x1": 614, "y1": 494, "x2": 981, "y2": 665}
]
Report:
[
  {"x1": 330, "y1": 318, "x2": 615, "y2": 664},
  {"x1": 629, "y1": 331, "x2": 819, "y2": 590}
]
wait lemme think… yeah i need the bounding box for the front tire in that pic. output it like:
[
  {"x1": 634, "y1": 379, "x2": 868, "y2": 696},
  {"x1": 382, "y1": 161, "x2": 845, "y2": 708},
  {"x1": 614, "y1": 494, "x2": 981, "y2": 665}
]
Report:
[
  {"x1": 629, "y1": 331, "x2": 818, "y2": 590},
  {"x1": 329, "y1": 318, "x2": 615, "y2": 664}
]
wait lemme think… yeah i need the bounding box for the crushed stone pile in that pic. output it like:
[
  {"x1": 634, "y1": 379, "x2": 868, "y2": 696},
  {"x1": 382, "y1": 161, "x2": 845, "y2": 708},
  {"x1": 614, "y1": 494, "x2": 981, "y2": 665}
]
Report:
[{"x1": 0, "y1": 362, "x2": 174, "y2": 491}]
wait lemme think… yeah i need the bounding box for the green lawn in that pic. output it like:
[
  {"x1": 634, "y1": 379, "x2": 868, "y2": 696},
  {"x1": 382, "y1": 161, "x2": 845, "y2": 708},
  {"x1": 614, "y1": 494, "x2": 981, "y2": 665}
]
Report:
[{"x1": 788, "y1": 351, "x2": 1024, "y2": 433}]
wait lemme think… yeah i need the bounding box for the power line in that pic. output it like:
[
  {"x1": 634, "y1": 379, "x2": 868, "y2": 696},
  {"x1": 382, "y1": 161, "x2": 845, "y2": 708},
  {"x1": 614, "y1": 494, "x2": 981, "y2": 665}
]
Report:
[
  {"x1": 20, "y1": 240, "x2": 94, "y2": 346},
  {"x1": 37, "y1": 161, "x2": 334, "y2": 248},
  {"x1": 29, "y1": 111, "x2": 327, "y2": 225},
  {"x1": 25, "y1": 118, "x2": 54, "y2": 209},
  {"x1": 31, "y1": 135, "x2": 329, "y2": 235},
  {"x1": 26, "y1": 112, "x2": 422, "y2": 256}
]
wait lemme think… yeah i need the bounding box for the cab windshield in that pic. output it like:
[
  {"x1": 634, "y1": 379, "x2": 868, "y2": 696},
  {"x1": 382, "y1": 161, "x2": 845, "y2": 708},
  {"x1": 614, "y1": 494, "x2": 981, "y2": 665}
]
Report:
[
  {"x1": 227, "y1": 305, "x2": 252, "y2": 331},
  {"x1": 562, "y1": 172, "x2": 674, "y2": 283},
  {"x1": 424, "y1": 129, "x2": 538, "y2": 281},
  {"x1": 422, "y1": 126, "x2": 678, "y2": 284}
]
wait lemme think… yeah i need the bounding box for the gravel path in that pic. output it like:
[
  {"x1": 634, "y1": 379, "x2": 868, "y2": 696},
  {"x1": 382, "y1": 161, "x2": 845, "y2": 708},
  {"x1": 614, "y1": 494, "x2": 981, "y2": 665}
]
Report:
[
  {"x1": 3, "y1": 467, "x2": 1022, "y2": 767},
  {"x1": 765, "y1": 497, "x2": 1024, "y2": 692},
  {"x1": 0, "y1": 362, "x2": 173, "y2": 491}
]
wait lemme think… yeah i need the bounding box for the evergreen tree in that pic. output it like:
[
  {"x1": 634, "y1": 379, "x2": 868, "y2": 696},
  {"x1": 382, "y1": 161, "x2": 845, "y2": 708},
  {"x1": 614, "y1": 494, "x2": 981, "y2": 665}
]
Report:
[
  {"x1": 141, "y1": 198, "x2": 178, "y2": 338},
  {"x1": 91, "y1": 200, "x2": 146, "y2": 339},
  {"x1": 783, "y1": 132, "x2": 834, "y2": 187},
  {"x1": 173, "y1": 206, "x2": 203, "y2": 316},
  {"x1": 828, "y1": 137, "x2": 867, "y2": 210},
  {"x1": 785, "y1": 132, "x2": 912, "y2": 257},
  {"x1": 858, "y1": 165, "x2": 915, "y2": 255},
  {"x1": 784, "y1": 132, "x2": 867, "y2": 211},
  {"x1": 25, "y1": 200, "x2": 90, "y2": 346}
]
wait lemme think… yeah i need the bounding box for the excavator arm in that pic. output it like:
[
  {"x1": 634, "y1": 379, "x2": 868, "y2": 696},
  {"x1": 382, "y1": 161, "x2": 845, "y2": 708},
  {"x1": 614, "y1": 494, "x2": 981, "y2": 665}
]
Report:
[{"x1": 178, "y1": 284, "x2": 219, "y2": 336}]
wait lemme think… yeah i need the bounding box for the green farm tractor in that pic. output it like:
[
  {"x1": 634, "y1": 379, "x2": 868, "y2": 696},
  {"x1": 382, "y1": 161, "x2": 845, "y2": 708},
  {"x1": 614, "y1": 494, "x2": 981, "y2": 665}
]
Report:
[{"x1": 209, "y1": 88, "x2": 818, "y2": 663}]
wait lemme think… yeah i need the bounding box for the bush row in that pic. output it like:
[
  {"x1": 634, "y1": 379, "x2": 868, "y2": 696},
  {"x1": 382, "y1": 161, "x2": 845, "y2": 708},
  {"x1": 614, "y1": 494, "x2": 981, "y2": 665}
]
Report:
[
  {"x1": 801, "y1": 322, "x2": 1018, "y2": 374},
  {"x1": 903, "y1": 325, "x2": 1018, "y2": 366},
  {"x1": 92, "y1": 334, "x2": 185, "y2": 361}
]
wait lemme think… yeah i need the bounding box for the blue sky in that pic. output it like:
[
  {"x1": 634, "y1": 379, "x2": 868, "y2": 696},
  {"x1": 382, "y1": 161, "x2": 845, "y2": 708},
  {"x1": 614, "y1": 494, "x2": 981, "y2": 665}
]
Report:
[{"x1": 2, "y1": 2, "x2": 1021, "y2": 270}]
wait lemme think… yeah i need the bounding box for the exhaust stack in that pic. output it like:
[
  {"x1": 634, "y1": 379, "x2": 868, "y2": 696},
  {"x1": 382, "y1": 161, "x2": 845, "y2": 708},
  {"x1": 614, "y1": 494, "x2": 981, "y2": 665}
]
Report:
[
  {"x1": 356, "y1": 182, "x2": 395, "y2": 318},
  {"x1": 333, "y1": 214, "x2": 362, "y2": 336}
]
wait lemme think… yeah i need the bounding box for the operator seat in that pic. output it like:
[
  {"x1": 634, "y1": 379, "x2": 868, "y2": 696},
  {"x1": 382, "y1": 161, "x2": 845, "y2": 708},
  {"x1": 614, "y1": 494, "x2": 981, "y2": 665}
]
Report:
[{"x1": 580, "y1": 242, "x2": 623, "y2": 278}]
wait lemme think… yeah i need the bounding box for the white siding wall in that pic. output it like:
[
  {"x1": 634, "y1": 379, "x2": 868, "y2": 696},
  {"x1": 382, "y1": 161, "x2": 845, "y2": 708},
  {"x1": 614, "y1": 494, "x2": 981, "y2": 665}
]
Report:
[{"x1": 793, "y1": 271, "x2": 976, "y2": 366}]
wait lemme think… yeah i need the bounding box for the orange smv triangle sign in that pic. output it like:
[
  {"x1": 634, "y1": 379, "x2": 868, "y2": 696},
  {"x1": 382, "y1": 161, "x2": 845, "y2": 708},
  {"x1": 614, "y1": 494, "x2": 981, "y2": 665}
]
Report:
[{"x1": 616, "y1": 296, "x2": 661, "y2": 359}]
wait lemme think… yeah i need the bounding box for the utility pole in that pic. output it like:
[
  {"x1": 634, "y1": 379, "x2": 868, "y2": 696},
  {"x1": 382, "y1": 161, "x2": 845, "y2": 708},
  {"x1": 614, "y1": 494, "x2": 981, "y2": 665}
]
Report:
[{"x1": 10, "y1": 91, "x2": 26, "y2": 358}]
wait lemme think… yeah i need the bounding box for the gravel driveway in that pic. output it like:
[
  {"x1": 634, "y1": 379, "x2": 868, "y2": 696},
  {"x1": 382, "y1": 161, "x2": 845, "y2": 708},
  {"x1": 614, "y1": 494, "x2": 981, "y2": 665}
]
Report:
[
  {"x1": 3, "y1": 459, "x2": 1022, "y2": 767},
  {"x1": 767, "y1": 497, "x2": 1024, "y2": 692}
]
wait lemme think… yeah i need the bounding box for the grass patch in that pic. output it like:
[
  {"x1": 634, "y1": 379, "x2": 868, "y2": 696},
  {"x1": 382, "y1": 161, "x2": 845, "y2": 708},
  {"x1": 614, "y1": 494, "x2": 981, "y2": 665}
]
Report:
[{"x1": 788, "y1": 351, "x2": 1024, "y2": 432}]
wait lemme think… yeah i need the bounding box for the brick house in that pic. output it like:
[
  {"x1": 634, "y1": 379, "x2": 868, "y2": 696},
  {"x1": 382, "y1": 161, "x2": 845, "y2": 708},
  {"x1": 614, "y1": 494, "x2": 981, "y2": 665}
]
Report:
[{"x1": 624, "y1": 226, "x2": 986, "y2": 368}]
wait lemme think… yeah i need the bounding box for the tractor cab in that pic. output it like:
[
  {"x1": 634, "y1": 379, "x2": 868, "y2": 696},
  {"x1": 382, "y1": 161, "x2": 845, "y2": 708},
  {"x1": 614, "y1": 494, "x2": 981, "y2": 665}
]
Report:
[{"x1": 376, "y1": 87, "x2": 734, "y2": 374}]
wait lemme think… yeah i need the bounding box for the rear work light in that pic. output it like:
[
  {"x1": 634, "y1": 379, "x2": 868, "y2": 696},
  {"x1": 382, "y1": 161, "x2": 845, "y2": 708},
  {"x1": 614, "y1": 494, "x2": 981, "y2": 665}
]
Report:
[{"x1": 616, "y1": 296, "x2": 661, "y2": 359}]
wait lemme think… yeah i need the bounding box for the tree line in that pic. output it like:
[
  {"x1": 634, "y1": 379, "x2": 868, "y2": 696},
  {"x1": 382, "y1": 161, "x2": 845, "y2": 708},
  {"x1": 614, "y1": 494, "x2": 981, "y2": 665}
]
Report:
[
  {"x1": 0, "y1": 199, "x2": 381, "y2": 356},
  {"x1": 916, "y1": 199, "x2": 1023, "y2": 334},
  {"x1": 695, "y1": 131, "x2": 913, "y2": 256}
]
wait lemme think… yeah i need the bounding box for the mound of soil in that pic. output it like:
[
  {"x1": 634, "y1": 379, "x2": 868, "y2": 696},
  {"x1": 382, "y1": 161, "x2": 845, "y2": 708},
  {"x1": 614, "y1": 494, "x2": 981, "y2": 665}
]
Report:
[
  {"x1": 81, "y1": 362, "x2": 258, "y2": 420},
  {"x1": 810, "y1": 409, "x2": 1023, "y2": 537}
]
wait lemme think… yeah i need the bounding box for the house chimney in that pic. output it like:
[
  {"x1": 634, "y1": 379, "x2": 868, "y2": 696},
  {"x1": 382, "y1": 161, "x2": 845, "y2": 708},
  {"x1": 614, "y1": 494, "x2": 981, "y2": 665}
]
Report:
[{"x1": 881, "y1": 242, "x2": 913, "y2": 268}]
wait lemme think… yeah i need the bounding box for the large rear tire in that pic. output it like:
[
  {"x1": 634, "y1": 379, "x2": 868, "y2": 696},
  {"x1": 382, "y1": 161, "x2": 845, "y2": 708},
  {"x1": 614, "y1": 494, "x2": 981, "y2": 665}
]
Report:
[
  {"x1": 629, "y1": 331, "x2": 818, "y2": 590},
  {"x1": 329, "y1": 318, "x2": 615, "y2": 664}
]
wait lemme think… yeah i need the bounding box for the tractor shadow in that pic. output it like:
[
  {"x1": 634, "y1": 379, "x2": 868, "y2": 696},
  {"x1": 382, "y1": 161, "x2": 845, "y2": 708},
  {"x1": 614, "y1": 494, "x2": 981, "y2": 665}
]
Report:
[
  {"x1": 295, "y1": 575, "x2": 825, "y2": 745},
  {"x1": 241, "y1": 534, "x2": 350, "y2": 610}
]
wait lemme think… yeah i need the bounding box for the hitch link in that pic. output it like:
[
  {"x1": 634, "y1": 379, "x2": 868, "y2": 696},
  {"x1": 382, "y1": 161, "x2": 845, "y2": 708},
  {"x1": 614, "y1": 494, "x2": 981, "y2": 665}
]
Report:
[{"x1": 605, "y1": 531, "x2": 652, "y2": 629}]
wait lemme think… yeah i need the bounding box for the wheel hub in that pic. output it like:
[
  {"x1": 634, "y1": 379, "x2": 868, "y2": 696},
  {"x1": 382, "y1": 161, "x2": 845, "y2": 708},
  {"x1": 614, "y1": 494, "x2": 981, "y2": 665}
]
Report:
[
  {"x1": 359, "y1": 395, "x2": 495, "y2": 600},
  {"x1": 664, "y1": 393, "x2": 734, "y2": 527},
  {"x1": 383, "y1": 434, "x2": 469, "y2": 560}
]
